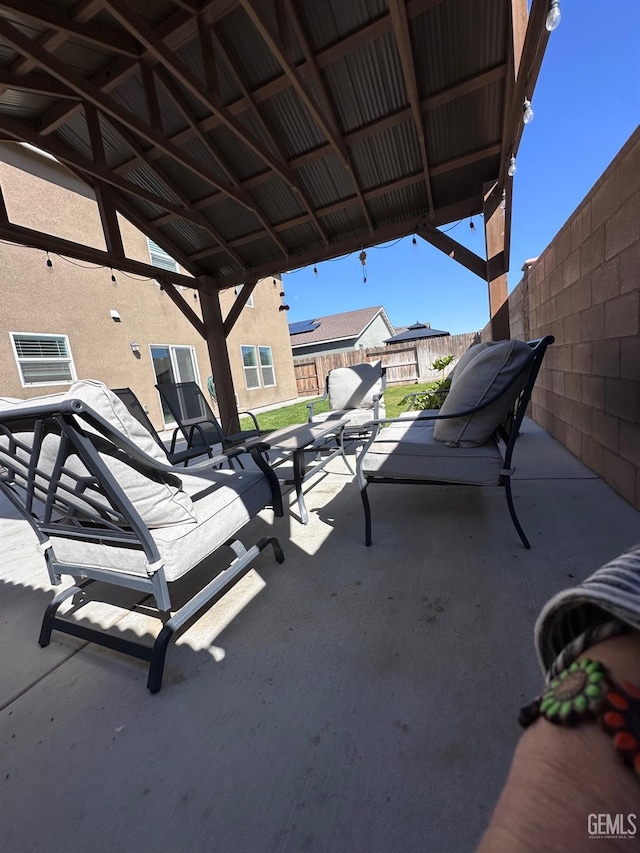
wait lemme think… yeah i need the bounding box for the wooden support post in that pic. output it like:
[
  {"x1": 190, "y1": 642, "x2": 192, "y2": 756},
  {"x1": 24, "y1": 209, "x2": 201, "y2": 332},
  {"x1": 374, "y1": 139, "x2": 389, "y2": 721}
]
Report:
[
  {"x1": 483, "y1": 180, "x2": 510, "y2": 340},
  {"x1": 198, "y1": 277, "x2": 239, "y2": 433}
]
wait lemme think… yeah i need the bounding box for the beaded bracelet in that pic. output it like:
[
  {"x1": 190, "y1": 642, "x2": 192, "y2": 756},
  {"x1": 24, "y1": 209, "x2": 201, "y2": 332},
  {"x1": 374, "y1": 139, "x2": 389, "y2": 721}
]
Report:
[{"x1": 520, "y1": 659, "x2": 640, "y2": 777}]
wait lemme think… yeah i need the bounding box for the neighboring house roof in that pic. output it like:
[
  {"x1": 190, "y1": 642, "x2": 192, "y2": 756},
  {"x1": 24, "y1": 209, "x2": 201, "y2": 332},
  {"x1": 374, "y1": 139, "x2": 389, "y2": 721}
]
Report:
[
  {"x1": 384, "y1": 321, "x2": 450, "y2": 343},
  {"x1": 289, "y1": 306, "x2": 395, "y2": 348}
]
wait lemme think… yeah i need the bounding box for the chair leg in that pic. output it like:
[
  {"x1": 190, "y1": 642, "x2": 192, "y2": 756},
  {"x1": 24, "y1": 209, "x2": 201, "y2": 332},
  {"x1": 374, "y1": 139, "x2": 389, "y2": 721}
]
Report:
[
  {"x1": 39, "y1": 582, "x2": 87, "y2": 646},
  {"x1": 361, "y1": 483, "x2": 373, "y2": 546},
  {"x1": 504, "y1": 477, "x2": 531, "y2": 549}
]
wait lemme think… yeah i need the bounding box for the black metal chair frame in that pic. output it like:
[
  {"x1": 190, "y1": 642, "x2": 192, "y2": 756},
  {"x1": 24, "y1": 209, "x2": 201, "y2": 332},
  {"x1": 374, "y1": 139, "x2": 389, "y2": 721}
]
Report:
[
  {"x1": 111, "y1": 387, "x2": 214, "y2": 466},
  {"x1": 356, "y1": 336, "x2": 555, "y2": 548},
  {"x1": 155, "y1": 381, "x2": 265, "y2": 454},
  {"x1": 0, "y1": 399, "x2": 283, "y2": 692}
]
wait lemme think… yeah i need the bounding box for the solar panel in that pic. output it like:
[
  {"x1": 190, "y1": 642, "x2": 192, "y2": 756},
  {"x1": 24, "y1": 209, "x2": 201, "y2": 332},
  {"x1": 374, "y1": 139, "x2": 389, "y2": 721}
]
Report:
[{"x1": 289, "y1": 319, "x2": 321, "y2": 335}]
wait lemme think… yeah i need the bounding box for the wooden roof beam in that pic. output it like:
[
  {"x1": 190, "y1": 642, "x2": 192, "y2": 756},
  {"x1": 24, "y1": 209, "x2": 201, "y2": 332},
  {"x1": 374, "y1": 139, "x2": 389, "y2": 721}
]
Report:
[
  {"x1": 416, "y1": 223, "x2": 486, "y2": 279},
  {"x1": 388, "y1": 0, "x2": 434, "y2": 217},
  {"x1": 102, "y1": 0, "x2": 308, "y2": 205},
  {"x1": 85, "y1": 102, "x2": 125, "y2": 259},
  {"x1": 0, "y1": 0, "x2": 143, "y2": 57},
  {"x1": 209, "y1": 19, "x2": 330, "y2": 246},
  {"x1": 154, "y1": 63, "x2": 290, "y2": 260},
  {"x1": 0, "y1": 219, "x2": 198, "y2": 285},
  {"x1": 241, "y1": 0, "x2": 375, "y2": 232},
  {"x1": 0, "y1": 16, "x2": 256, "y2": 213}
]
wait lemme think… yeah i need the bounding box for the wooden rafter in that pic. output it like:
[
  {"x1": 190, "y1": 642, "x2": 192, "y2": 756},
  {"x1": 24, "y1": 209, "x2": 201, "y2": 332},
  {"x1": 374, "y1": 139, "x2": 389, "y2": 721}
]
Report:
[
  {"x1": 388, "y1": 0, "x2": 434, "y2": 217},
  {"x1": 93, "y1": 109, "x2": 248, "y2": 270},
  {"x1": 223, "y1": 279, "x2": 257, "y2": 335},
  {"x1": 102, "y1": 0, "x2": 310, "y2": 205},
  {"x1": 0, "y1": 69, "x2": 80, "y2": 99},
  {"x1": 0, "y1": 0, "x2": 143, "y2": 58},
  {"x1": 0, "y1": 17, "x2": 258, "y2": 214},
  {"x1": 84, "y1": 103, "x2": 125, "y2": 259},
  {"x1": 153, "y1": 63, "x2": 290, "y2": 259},
  {"x1": 211, "y1": 198, "x2": 479, "y2": 289},
  {"x1": 416, "y1": 223, "x2": 486, "y2": 279},
  {"x1": 0, "y1": 219, "x2": 197, "y2": 285},
  {"x1": 160, "y1": 281, "x2": 206, "y2": 339},
  {"x1": 240, "y1": 0, "x2": 375, "y2": 232},
  {"x1": 209, "y1": 20, "x2": 330, "y2": 246}
]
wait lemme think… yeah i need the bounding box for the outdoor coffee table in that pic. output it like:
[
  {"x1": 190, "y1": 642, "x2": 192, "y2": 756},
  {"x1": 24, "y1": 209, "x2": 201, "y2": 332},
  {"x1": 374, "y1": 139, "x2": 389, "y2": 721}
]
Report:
[{"x1": 240, "y1": 420, "x2": 353, "y2": 524}]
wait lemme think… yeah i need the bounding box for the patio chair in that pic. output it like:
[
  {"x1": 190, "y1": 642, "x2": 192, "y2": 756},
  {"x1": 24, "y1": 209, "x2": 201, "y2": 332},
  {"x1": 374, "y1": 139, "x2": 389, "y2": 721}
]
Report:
[
  {"x1": 307, "y1": 361, "x2": 387, "y2": 437},
  {"x1": 112, "y1": 387, "x2": 219, "y2": 466},
  {"x1": 356, "y1": 336, "x2": 554, "y2": 548},
  {"x1": 0, "y1": 380, "x2": 284, "y2": 692},
  {"x1": 156, "y1": 381, "x2": 265, "y2": 455}
]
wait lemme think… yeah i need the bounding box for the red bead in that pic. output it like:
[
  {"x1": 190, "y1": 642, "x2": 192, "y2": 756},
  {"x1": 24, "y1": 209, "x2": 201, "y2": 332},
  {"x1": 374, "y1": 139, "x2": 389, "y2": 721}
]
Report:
[
  {"x1": 621, "y1": 680, "x2": 640, "y2": 700},
  {"x1": 606, "y1": 691, "x2": 629, "y2": 711},
  {"x1": 604, "y1": 711, "x2": 625, "y2": 729},
  {"x1": 613, "y1": 731, "x2": 639, "y2": 753}
]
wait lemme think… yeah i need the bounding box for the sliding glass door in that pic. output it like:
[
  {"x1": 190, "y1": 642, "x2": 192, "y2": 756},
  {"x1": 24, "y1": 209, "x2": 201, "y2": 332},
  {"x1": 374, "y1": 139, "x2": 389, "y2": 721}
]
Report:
[{"x1": 151, "y1": 345, "x2": 199, "y2": 426}]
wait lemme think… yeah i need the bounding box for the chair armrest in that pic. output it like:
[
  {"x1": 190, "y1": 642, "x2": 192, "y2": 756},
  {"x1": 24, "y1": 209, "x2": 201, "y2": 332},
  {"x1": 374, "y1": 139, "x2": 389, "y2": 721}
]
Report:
[
  {"x1": 226, "y1": 410, "x2": 261, "y2": 433},
  {"x1": 307, "y1": 392, "x2": 328, "y2": 422}
]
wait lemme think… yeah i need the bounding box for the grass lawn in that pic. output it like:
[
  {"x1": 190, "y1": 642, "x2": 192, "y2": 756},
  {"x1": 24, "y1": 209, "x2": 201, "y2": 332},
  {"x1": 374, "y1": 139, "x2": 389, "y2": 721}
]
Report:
[{"x1": 240, "y1": 382, "x2": 437, "y2": 431}]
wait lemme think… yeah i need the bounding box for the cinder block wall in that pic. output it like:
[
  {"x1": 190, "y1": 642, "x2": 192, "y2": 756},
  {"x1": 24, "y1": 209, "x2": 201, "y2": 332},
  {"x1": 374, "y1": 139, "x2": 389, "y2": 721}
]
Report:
[{"x1": 502, "y1": 128, "x2": 640, "y2": 508}]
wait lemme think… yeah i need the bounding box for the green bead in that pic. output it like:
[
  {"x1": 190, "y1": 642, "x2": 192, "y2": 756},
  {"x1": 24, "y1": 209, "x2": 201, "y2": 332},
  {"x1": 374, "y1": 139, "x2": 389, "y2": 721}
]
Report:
[
  {"x1": 588, "y1": 671, "x2": 604, "y2": 683},
  {"x1": 574, "y1": 695, "x2": 588, "y2": 713},
  {"x1": 540, "y1": 697, "x2": 554, "y2": 712},
  {"x1": 547, "y1": 701, "x2": 561, "y2": 717},
  {"x1": 560, "y1": 701, "x2": 573, "y2": 719},
  {"x1": 585, "y1": 684, "x2": 601, "y2": 698}
]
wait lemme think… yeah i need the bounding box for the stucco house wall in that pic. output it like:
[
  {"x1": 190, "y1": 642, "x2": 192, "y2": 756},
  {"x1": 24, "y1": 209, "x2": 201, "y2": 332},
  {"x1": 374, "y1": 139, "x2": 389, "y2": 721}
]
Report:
[{"x1": 0, "y1": 146, "x2": 296, "y2": 430}]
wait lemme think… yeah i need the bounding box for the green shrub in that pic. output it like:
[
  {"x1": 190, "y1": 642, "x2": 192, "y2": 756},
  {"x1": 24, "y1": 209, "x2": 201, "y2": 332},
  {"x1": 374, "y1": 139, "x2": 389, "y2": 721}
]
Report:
[{"x1": 412, "y1": 354, "x2": 455, "y2": 410}]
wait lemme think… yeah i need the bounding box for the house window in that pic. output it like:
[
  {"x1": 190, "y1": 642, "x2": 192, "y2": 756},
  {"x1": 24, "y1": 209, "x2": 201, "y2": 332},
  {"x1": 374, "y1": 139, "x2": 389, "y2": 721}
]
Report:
[
  {"x1": 11, "y1": 332, "x2": 76, "y2": 386},
  {"x1": 235, "y1": 285, "x2": 254, "y2": 308},
  {"x1": 259, "y1": 346, "x2": 276, "y2": 387},
  {"x1": 241, "y1": 345, "x2": 260, "y2": 389},
  {"x1": 147, "y1": 238, "x2": 179, "y2": 273},
  {"x1": 147, "y1": 238, "x2": 187, "y2": 290}
]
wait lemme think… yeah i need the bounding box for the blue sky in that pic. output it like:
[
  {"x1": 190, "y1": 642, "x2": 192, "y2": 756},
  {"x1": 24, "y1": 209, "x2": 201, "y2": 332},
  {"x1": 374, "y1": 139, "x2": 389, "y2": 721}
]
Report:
[{"x1": 283, "y1": 0, "x2": 640, "y2": 334}]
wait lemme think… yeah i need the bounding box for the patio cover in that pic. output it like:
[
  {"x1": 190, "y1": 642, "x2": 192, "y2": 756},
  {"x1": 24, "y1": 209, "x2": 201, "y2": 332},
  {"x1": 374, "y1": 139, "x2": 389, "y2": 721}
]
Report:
[{"x1": 0, "y1": 0, "x2": 553, "y2": 427}]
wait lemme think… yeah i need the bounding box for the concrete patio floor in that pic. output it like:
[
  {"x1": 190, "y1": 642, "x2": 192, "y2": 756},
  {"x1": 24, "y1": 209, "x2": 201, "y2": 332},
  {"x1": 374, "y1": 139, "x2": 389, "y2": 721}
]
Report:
[{"x1": 2, "y1": 419, "x2": 640, "y2": 853}]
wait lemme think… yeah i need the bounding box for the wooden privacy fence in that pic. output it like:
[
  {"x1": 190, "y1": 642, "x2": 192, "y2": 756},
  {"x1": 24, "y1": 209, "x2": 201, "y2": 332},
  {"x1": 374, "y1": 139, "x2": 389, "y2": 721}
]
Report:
[{"x1": 294, "y1": 332, "x2": 478, "y2": 397}]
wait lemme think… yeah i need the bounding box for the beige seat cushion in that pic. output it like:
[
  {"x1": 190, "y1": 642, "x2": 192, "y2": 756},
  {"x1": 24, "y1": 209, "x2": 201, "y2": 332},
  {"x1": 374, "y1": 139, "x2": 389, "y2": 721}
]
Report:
[
  {"x1": 310, "y1": 399, "x2": 386, "y2": 428},
  {"x1": 433, "y1": 340, "x2": 533, "y2": 447},
  {"x1": 51, "y1": 466, "x2": 273, "y2": 581},
  {"x1": 362, "y1": 420, "x2": 503, "y2": 485}
]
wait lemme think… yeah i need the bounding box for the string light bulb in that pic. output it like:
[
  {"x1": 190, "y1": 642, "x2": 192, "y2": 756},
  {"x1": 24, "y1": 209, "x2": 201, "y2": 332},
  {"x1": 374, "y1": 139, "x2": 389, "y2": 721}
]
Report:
[
  {"x1": 110, "y1": 268, "x2": 117, "y2": 282},
  {"x1": 546, "y1": 0, "x2": 561, "y2": 31},
  {"x1": 412, "y1": 235, "x2": 417, "y2": 248},
  {"x1": 469, "y1": 219, "x2": 476, "y2": 233},
  {"x1": 46, "y1": 252, "x2": 53, "y2": 268},
  {"x1": 500, "y1": 189, "x2": 507, "y2": 211},
  {"x1": 508, "y1": 156, "x2": 517, "y2": 177},
  {"x1": 523, "y1": 98, "x2": 534, "y2": 124},
  {"x1": 313, "y1": 265, "x2": 318, "y2": 277}
]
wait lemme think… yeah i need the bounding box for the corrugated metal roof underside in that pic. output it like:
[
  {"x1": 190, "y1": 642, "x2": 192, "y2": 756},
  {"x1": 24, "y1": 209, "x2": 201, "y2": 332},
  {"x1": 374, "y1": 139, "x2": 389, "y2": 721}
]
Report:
[
  {"x1": 214, "y1": 6, "x2": 283, "y2": 90},
  {"x1": 425, "y1": 82, "x2": 505, "y2": 164},
  {"x1": 259, "y1": 87, "x2": 328, "y2": 159},
  {"x1": 297, "y1": 0, "x2": 388, "y2": 53},
  {"x1": 414, "y1": 0, "x2": 507, "y2": 94},
  {"x1": 0, "y1": 90, "x2": 56, "y2": 118},
  {"x1": 295, "y1": 154, "x2": 356, "y2": 209},
  {"x1": 350, "y1": 121, "x2": 422, "y2": 191},
  {"x1": 367, "y1": 181, "x2": 427, "y2": 225},
  {"x1": 324, "y1": 30, "x2": 407, "y2": 133}
]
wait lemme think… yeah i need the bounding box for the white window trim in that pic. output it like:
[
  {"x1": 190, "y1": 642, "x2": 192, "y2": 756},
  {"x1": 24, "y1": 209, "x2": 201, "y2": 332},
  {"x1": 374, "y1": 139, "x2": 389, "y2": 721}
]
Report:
[
  {"x1": 235, "y1": 284, "x2": 254, "y2": 308},
  {"x1": 240, "y1": 344, "x2": 261, "y2": 390},
  {"x1": 258, "y1": 345, "x2": 276, "y2": 388},
  {"x1": 147, "y1": 238, "x2": 187, "y2": 290},
  {"x1": 10, "y1": 331, "x2": 77, "y2": 388}
]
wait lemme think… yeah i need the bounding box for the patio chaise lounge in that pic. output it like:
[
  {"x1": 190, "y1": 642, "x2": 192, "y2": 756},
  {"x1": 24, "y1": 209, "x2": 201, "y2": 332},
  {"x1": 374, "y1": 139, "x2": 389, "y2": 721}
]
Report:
[
  {"x1": 307, "y1": 361, "x2": 387, "y2": 438},
  {"x1": 0, "y1": 380, "x2": 284, "y2": 692},
  {"x1": 356, "y1": 336, "x2": 554, "y2": 547}
]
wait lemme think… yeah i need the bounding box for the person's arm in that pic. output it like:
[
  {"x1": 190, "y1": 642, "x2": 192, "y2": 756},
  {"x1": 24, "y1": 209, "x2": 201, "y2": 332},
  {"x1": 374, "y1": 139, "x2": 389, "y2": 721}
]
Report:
[{"x1": 477, "y1": 631, "x2": 640, "y2": 853}]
